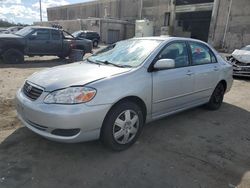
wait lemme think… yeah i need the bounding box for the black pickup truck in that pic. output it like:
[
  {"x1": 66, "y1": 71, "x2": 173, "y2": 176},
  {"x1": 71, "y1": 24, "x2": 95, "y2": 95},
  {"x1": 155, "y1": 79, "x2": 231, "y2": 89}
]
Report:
[{"x1": 0, "y1": 26, "x2": 93, "y2": 64}]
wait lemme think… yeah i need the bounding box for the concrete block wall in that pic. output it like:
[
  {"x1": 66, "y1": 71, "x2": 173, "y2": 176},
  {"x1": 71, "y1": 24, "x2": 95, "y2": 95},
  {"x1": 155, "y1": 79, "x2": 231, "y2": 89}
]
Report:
[
  {"x1": 47, "y1": 0, "x2": 141, "y2": 22},
  {"x1": 35, "y1": 20, "x2": 83, "y2": 33},
  {"x1": 209, "y1": 0, "x2": 250, "y2": 52},
  {"x1": 100, "y1": 20, "x2": 135, "y2": 43},
  {"x1": 34, "y1": 19, "x2": 135, "y2": 43},
  {"x1": 142, "y1": 0, "x2": 171, "y2": 35}
]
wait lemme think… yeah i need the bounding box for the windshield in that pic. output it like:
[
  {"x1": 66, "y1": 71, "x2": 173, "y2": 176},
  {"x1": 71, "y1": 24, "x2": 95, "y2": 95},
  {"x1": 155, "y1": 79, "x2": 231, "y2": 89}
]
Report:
[
  {"x1": 241, "y1": 46, "x2": 250, "y2": 51},
  {"x1": 72, "y1": 31, "x2": 81, "y2": 37},
  {"x1": 88, "y1": 39, "x2": 162, "y2": 67},
  {"x1": 63, "y1": 30, "x2": 74, "y2": 39},
  {"x1": 15, "y1": 27, "x2": 33, "y2": 36}
]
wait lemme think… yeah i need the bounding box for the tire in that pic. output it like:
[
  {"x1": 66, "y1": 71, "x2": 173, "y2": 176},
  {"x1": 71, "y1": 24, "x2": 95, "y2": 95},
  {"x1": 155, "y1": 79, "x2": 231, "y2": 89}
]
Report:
[
  {"x1": 101, "y1": 101, "x2": 144, "y2": 151},
  {"x1": 206, "y1": 83, "x2": 225, "y2": 110},
  {"x1": 2, "y1": 49, "x2": 24, "y2": 64},
  {"x1": 93, "y1": 40, "x2": 98, "y2": 48}
]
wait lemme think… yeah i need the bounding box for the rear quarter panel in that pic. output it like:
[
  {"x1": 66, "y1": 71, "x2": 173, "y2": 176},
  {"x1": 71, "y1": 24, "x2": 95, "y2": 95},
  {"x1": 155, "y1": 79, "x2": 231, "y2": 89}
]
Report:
[{"x1": 217, "y1": 54, "x2": 233, "y2": 93}]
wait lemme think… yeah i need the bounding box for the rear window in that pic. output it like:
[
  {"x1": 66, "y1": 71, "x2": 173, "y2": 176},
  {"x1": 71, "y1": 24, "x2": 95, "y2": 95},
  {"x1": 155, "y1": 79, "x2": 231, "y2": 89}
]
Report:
[{"x1": 189, "y1": 42, "x2": 217, "y2": 65}]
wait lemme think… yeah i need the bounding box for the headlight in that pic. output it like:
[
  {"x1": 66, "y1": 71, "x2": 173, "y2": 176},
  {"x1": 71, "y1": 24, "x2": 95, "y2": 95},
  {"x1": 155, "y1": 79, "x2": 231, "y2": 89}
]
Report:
[{"x1": 44, "y1": 87, "x2": 96, "y2": 104}]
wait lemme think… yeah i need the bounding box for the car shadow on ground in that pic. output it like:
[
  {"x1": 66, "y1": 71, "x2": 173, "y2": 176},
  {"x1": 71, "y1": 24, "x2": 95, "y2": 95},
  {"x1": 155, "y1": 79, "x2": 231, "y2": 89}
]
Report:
[
  {"x1": 233, "y1": 76, "x2": 250, "y2": 82},
  {"x1": 0, "y1": 102, "x2": 250, "y2": 188}
]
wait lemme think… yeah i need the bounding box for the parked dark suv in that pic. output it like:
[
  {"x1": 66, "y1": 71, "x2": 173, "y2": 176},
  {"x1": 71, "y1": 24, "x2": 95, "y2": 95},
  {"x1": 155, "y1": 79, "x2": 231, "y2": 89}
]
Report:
[{"x1": 72, "y1": 30, "x2": 100, "y2": 47}]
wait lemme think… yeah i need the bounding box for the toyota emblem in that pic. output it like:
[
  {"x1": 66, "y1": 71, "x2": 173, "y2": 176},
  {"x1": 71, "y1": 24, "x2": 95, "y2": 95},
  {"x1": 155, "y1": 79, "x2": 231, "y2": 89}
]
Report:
[{"x1": 27, "y1": 85, "x2": 33, "y2": 92}]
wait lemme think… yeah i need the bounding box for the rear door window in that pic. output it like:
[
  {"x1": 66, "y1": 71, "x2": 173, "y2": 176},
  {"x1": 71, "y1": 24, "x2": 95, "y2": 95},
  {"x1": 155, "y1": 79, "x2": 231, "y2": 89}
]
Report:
[
  {"x1": 189, "y1": 42, "x2": 217, "y2": 65},
  {"x1": 80, "y1": 33, "x2": 86, "y2": 38},
  {"x1": 86, "y1": 33, "x2": 92, "y2": 38}
]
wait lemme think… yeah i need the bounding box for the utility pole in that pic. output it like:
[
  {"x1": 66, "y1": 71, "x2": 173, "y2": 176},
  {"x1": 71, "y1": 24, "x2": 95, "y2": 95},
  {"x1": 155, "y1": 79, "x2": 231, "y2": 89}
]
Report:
[
  {"x1": 222, "y1": 0, "x2": 233, "y2": 49},
  {"x1": 39, "y1": 0, "x2": 42, "y2": 22},
  {"x1": 169, "y1": 0, "x2": 176, "y2": 36},
  {"x1": 139, "y1": 0, "x2": 143, "y2": 19}
]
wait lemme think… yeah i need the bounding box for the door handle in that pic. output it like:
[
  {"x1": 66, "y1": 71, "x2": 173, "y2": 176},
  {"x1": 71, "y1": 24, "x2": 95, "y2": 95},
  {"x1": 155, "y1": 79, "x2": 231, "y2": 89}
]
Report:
[{"x1": 186, "y1": 70, "x2": 194, "y2": 76}]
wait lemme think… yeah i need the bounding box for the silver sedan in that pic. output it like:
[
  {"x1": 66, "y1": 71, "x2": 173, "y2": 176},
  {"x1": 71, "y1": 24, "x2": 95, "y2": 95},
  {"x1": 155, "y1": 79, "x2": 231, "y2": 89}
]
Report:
[{"x1": 16, "y1": 37, "x2": 233, "y2": 151}]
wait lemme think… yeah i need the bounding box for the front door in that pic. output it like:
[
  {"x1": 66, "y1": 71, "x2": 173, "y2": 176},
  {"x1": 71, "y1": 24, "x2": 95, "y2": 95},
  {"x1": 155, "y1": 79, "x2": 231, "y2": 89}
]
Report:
[
  {"x1": 152, "y1": 41, "x2": 195, "y2": 119},
  {"x1": 27, "y1": 29, "x2": 52, "y2": 55}
]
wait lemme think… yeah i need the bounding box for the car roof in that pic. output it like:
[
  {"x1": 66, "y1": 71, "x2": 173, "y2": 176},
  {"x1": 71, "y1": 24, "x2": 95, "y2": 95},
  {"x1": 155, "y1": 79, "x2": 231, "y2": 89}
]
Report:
[
  {"x1": 132, "y1": 36, "x2": 208, "y2": 43},
  {"x1": 27, "y1": 26, "x2": 60, "y2": 30},
  {"x1": 82, "y1": 30, "x2": 98, "y2": 33}
]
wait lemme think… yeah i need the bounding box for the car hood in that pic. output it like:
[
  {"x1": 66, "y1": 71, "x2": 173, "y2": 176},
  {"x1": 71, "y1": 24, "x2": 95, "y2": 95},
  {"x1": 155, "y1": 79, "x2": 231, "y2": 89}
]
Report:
[
  {"x1": 27, "y1": 61, "x2": 132, "y2": 91},
  {"x1": 232, "y1": 49, "x2": 250, "y2": 64},
  {"x1": 75, "y1": 38, "x2": 92, "y2": 45},
  {"x1": 0, "y1": 33, "x2": 23, "y2": 39}
]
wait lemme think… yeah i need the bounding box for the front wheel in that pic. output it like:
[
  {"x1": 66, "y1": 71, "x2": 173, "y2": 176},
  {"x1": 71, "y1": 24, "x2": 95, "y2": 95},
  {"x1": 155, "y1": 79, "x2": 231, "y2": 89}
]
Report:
[
  {"x1": 101, "y1": 101, "x2": 144, "y2": 151},
  {"x1": 2, "y1": 49, "x2": 24, "y2": 64},
  {"x1": 206, "y1": 83, "x2": 225, "y2": 110}
]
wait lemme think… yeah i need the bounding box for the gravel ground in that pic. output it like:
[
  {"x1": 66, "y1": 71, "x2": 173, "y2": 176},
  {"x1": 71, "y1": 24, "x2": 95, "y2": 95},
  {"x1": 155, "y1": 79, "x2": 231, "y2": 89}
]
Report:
[{"x1": 0, "y1": 54, "x2": 250, "y2": 188}]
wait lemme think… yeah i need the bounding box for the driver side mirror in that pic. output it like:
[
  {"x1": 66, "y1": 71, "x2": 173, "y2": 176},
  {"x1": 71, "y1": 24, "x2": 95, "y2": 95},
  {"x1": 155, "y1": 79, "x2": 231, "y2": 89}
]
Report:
[{"x1": 154, "y1": 59, "x2": 175, "y2": 70}]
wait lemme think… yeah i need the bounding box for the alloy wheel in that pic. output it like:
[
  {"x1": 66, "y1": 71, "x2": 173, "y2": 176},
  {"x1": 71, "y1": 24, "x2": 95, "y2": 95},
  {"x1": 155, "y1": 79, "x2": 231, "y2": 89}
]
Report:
[{"x1": 113, "y1": 110, "x2": 139, "y2": 144}]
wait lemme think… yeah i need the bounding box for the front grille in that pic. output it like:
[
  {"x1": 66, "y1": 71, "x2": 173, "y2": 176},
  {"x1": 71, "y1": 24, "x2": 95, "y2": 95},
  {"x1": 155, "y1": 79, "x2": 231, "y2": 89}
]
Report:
[
  {"x1": 242, "y1": 67, "x2": 250, "y2": 71},
  {"x1": 22, "y1": 81, "x2": 43, "y2": 100}
]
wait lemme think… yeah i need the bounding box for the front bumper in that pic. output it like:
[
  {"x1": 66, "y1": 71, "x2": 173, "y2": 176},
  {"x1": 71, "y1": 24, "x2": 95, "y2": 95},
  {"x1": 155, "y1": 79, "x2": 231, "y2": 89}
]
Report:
[
  {"x1": 15, "y1": 88, "x2": 111, "y2": 143},
  {"x1": 227, "y1": 56, "x2": 250, "y2": 77},
  {"x1": 232, "y1": 67, "x2": 250, "y2": 77}
]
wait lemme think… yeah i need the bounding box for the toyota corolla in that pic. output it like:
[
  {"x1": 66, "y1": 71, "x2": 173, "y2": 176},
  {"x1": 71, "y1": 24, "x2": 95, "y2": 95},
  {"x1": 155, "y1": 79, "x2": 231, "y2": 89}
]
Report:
[{"x1": 16, "y1": 37, "x2": 233, "y2": 151}]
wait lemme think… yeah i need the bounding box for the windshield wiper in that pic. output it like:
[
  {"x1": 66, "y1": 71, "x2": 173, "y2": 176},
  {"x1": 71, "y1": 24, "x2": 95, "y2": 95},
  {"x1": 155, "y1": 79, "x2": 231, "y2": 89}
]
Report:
[
  {"x1": 87, "y1": 58, "x2": 101, "y2": 65},
  {"x1": 96, "y1": 60, "x2": 132, "y2": 68}
]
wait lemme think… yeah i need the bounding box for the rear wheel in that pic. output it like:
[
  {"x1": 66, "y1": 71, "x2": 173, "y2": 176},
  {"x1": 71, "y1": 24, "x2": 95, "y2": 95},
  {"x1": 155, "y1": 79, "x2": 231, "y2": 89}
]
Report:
[
  {"x1": 93, "y1": 40, "x2": 99, "y2": 48},
  {"x1": 101, "y1": 101, "x2": 144, "y2": 151},
  {"x1": 206, "y1": 83, "x2": 225, "y2": 110},
  {"x1": 2, "y1": 49, "x2": 24, "y2": 64}
]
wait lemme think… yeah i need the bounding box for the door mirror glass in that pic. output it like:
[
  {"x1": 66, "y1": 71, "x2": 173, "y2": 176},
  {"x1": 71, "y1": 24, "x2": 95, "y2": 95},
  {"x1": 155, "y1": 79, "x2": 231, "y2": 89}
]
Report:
[{"x1": 154, "y1": 59, "x2": 175, "y2": 70}]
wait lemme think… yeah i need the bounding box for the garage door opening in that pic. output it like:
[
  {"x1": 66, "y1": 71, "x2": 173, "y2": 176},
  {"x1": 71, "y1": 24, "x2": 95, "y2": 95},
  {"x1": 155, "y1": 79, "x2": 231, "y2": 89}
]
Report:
[
  {"x1": 175, "y1": 11, "x2": 212, "y2": 42},
  {"x1": 107, "y1": 29, "x2": 120, "y2": 44}
]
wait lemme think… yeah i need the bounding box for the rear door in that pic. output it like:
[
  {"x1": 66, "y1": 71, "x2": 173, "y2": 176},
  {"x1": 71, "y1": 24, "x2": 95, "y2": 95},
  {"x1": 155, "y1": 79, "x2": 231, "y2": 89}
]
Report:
[
  {"x1": 187, "y1": 41, "x2": 220, "y2": 101},
  {"x1": 152, "y1": 41, "x2": 195, "y2": 118},
  {"x1": 27, "y1": 29, "x2": 52, "y2": 55}
]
